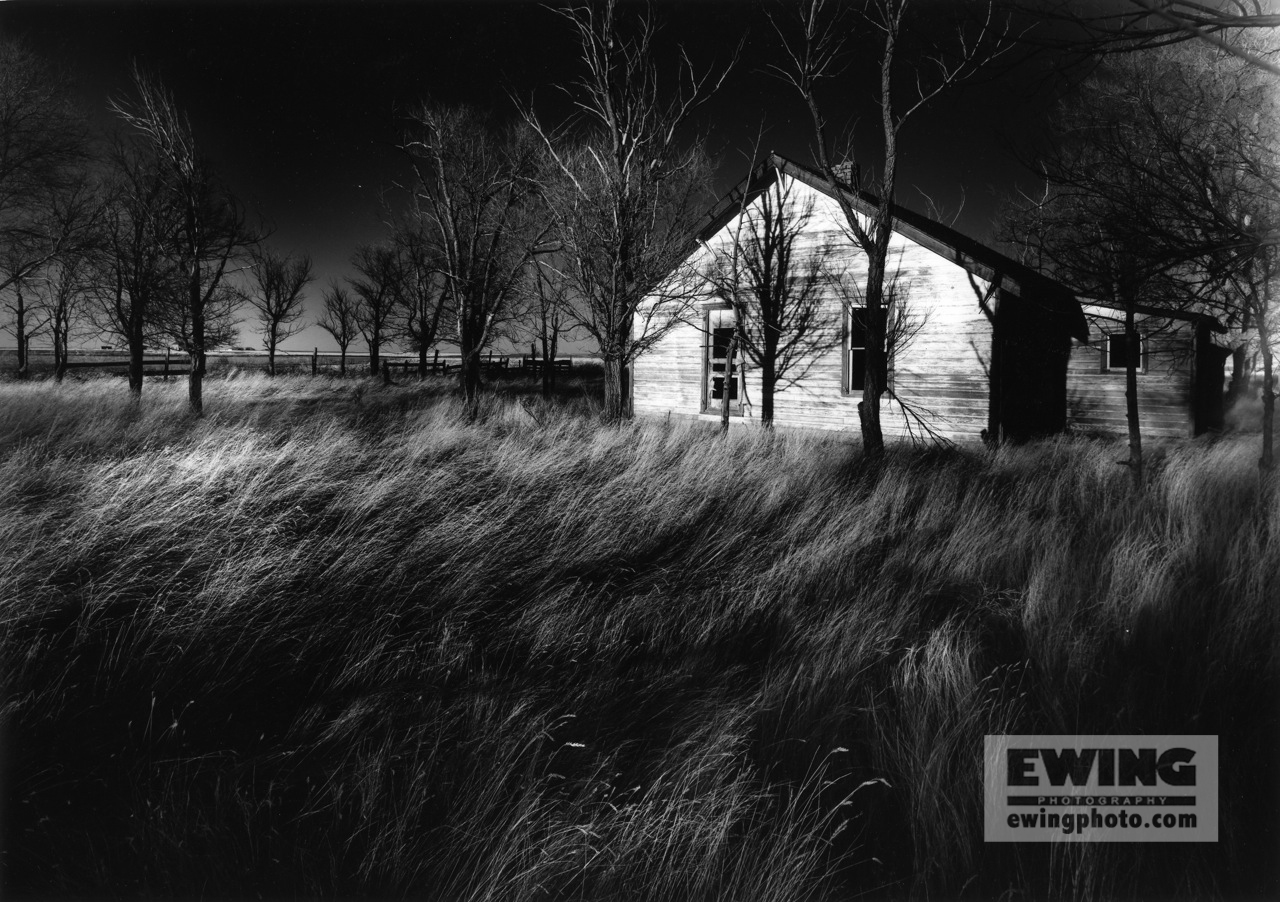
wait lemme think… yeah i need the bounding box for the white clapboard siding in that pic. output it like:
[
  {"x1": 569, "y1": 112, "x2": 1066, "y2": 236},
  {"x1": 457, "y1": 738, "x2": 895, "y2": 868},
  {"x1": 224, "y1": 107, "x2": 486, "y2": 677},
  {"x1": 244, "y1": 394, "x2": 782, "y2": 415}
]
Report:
[{"x1": 634, "y1": 172, "x2": 998, "y2": 443}]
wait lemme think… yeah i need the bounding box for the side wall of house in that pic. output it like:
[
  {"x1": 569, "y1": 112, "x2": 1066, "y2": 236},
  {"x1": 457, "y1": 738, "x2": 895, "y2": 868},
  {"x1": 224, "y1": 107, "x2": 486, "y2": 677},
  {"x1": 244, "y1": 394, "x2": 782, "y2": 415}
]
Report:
[
  {"x1": 632, "y1": 174, "x2": 999, "y2": 443},
  {"x1": 1065, "y1": 308, "x2": 1196, "y2": 438}
]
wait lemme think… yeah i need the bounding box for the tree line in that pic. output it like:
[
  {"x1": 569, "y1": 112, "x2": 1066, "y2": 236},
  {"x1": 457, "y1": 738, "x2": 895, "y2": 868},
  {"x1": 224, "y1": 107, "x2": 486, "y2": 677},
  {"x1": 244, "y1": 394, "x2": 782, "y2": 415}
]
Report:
[{"x1": 0, "y1": 50, "x2": 293, "y2": 413}]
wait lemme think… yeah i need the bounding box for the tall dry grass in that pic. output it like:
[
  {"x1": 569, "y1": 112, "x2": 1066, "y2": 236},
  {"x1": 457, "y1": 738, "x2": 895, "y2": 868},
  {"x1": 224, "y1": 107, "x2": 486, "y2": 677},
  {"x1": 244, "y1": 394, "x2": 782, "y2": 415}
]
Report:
[{"x1": 1, "y1": 372, "x2": 1276, "y2": 900}]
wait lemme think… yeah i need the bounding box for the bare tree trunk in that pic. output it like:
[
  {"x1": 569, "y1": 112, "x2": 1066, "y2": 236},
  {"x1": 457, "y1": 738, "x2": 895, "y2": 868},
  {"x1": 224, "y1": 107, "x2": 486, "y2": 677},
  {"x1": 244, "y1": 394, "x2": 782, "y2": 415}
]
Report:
[
  {"x1": 13, "y1": 285, "x2": 27, "y2": 379},
  {"x1": 126, "y1": 289, "x2": 145, "y2": 400},
  {"x1": 418, "y1": 344, "x2": 427, "y2": 380},
  {"x1": 368, "y1": 337, "x2": 380, "y2": 378},
  {"x1": 128, "y1": 330, "x2": 144, "y2": 401},
  {"x1": 550, "y1": 334, "x2": 559, "y2": 394},
  {"x1": 1123, "y1": 303, "x2": 1143, "y2": 492},
  {"x1": 189, "y1": 318, "x2": 205, "y2": 416},
  {"x1": 267, "y1": 332, "x2": 277, "y2": 376},
  {"x1": 540, "y1": 334, "x2": 550, "y2": 398},
  {"x1": 188, "y1": 259, "x2": 205, "y2": 415},
  {"x1": 458, "y1": 349, "x2": 482, "y2": 401},
  {"x1": 188, "y1": 348, "x2": 205, "y2": 415},
  {"x1": 53, "y1": 326, "x2": 66, "y2": 382},
  {"x1": 860, "y1": 290, "x2": 887, "y2": 456},
  {"x1": 720, "y1": 332, "x2": 738, "y2": 433},
  {"x1": 457, "y1": 301, "x2": 484, "y2": 400},
  {"x1": 603, "y1": 356, "x2": 628, "y2": 421},
  {"x1": 339, "y1": 347, "x2": 347, "y2": 377},
  {"x1": 854, "y1": 13, "x2": 901, "y2": 461},
  {"x1": 1255, "y1": 282, "x2": 1275, "y2": 477},
  {"x1": 542, "y1": 330, "x2": 558, "y2": 399},
  {"x1": 761, "y1": 353, "x2": 776, "y2": 429},
  {"x1": 1261, "y1": 348, "x2": 1274, "y2": 477}
]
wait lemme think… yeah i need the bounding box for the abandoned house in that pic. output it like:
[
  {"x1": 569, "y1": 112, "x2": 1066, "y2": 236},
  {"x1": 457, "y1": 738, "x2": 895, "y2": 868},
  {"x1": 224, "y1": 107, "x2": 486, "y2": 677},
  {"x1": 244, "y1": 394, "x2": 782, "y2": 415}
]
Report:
[{"x1": 632, "y1": 154, "x2": 1229, "y2": 442}]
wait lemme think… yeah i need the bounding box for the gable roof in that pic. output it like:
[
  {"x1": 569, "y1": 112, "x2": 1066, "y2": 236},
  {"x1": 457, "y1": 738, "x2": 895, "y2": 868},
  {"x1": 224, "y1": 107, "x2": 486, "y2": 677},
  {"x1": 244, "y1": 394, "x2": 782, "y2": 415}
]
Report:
[{"x1": 700, "y1": 153, "x2": 1071, "y2": 303}]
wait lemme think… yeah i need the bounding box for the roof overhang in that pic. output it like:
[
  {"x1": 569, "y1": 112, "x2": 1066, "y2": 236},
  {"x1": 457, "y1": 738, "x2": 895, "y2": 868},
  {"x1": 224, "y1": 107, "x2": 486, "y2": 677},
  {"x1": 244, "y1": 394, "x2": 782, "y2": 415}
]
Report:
[{"x1": 1080, "y1": 299, "x2": 1228, "y2": 334}]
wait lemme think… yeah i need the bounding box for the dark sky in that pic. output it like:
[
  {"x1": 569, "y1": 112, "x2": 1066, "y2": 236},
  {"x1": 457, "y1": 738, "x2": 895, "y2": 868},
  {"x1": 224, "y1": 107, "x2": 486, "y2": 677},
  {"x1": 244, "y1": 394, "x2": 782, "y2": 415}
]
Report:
[{"x1": 0, "y1": 0, "x2": 1074, "y2": 354}]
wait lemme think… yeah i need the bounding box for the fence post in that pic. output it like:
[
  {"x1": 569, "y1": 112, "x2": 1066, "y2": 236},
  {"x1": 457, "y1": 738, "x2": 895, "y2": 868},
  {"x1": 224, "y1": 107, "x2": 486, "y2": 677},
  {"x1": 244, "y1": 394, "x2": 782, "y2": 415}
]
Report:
[
  {"x1": 433, "y1": 349, "x2": 439, "y2": 374},
  {"x1": 312, "y1": 347, "x2": 318, "y2": 377},
  {"x1": 164, "y1": 347, "x2": 170, "y2": 380}
]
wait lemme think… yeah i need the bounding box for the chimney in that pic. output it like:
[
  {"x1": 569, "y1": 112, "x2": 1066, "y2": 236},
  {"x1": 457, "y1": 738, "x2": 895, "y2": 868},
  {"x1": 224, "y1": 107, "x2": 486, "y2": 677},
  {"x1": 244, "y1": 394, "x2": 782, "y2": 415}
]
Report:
[{"x1": 832, "y1": 159, "x2": 860, "y2": 187}]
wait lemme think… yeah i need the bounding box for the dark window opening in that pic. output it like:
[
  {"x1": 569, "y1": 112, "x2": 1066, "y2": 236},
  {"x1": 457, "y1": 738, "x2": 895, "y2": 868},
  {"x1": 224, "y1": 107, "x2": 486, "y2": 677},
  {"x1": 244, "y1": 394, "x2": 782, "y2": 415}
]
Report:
[
  {"x1": 705, "y1": 314, "x2": 742, "y2": 411},
  {"x1": 1106, "y1": 332, "x2": 1144, "y2": 372},
  {"x1": 710, "y1": 326, "x2": 738, "y2": 400},
  {"x1": 848, "y1": 307, "x2": 889, "y2": 393}
]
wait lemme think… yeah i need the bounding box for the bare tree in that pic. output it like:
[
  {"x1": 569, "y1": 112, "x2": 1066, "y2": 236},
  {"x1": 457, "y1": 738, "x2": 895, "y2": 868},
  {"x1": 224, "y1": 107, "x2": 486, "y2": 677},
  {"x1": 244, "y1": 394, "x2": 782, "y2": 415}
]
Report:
[
  {"x1": 318, "y1": 280, "x2": 359, "y2": 376},
  {"x1": 774, "y1": 0, "x2": 1010, "y2": 456},
  {"x1": 42, "y1": 253, "x2": 92, "y2": 382},
  {"x1": 390, "y1": 222, "x2": 448, "y2": 379},
  {"x1": 111, "y1": 66, "x2": 255, "y2": 415},
  {"x1": 400, "y1": 104, "x2": 548, "y2": 401},
  {"x1": 34, "y1": 179, "x2": 105, "y2": 380},
  {"x1": 526, "y1": 0, "x2": 731, "y2": 421},
  {"x1": 700, "y1": 169, "x2": 841, "y2": 428},
  {"x1": 1022, "y1": 0, "x2": 1280, "y2": 76},
  {"x1": 0, "y1": 256, "x2": 46, "y2": 377},
  {"x1": 348, "y1": 242, "x2": 399, "y2": 378},
  {"x1": 149, "y1": 279, "x2": 241, "y2": 360},
  {"x1": 523, "y1": 254, "x2": 580, "y2": 398},
  {"x1": 0, "y1": 39, "x2": 89, "y2": 297},
  {"x1": 89, "y1": 139, "x2": 182, "y2": 398},
  {"x1": 1, "y1": 178, "x2": 102, "y2": 377},
  {"x1": 244, "y1": 245, "x2": 313, "y2": 375}
]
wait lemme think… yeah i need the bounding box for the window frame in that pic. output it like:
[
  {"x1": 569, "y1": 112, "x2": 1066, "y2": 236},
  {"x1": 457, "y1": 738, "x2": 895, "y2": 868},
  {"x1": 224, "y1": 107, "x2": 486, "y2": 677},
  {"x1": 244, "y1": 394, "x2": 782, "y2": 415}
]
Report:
[
  {"x1": 843, "y1": 304, "x2": 890, "y2": 396},
  {"x1": 1103, "y1": 330, "x2": 1147, "y2": 374},
  {"x1": 702, "y1": 305, "x2": 744, "y2": 416}
]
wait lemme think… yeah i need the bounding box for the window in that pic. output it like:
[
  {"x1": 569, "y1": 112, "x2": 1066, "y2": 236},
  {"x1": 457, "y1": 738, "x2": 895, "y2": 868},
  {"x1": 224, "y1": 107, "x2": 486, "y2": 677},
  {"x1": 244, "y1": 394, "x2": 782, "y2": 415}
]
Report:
[
  {"x1": 704, "y1": 307, "x2": 742, "y2": 413},
  {"x1": 847, "y1": 306, "x2": 889, "y2": 393},
  {"x1": 1105, "y1": 332, "x2": 1145, "y2": 373}
]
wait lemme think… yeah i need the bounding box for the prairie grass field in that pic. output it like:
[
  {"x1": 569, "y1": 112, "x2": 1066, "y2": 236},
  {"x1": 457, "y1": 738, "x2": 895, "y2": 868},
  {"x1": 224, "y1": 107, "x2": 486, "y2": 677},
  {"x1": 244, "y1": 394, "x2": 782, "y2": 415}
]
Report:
[{"x1": 1, "y1": 371, "x2": 1277, "y2": 901}]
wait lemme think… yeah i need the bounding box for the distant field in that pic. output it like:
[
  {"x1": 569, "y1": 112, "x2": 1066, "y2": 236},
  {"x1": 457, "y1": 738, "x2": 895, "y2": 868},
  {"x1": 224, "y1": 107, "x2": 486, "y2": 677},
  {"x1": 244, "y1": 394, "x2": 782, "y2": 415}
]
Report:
[
  {"x1": 1, "y1": 346, "x2": 344, "y2": 375},
  {"x1": 0, "y1": 348, "x2": 596, "y2": 379},
  {"x1": 1, "y1": 374, "x2": 1276, "y2": 901}
]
